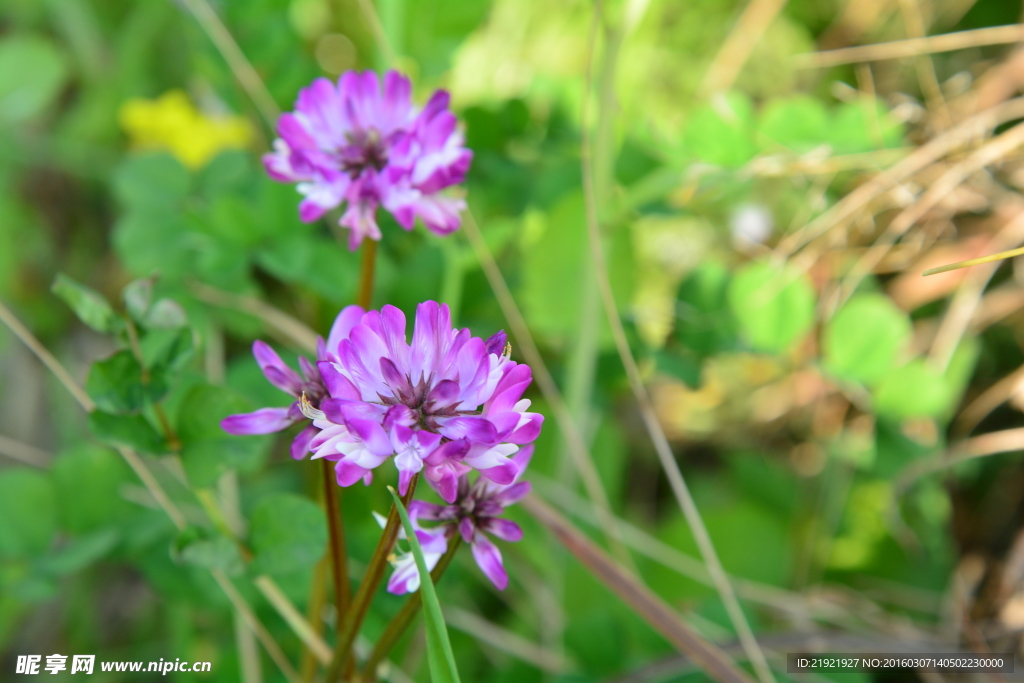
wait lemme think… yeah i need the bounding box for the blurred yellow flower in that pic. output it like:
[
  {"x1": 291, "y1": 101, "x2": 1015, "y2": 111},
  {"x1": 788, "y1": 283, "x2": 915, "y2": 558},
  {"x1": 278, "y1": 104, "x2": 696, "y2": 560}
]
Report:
[{"x1": 118, "y1": 90, "x2": 254, "y2": 169}]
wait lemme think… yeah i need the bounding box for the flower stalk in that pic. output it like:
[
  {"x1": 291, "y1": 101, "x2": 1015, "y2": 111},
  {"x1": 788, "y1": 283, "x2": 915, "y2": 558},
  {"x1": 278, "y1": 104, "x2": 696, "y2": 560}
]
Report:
[
  {"x1": 362, "y1": 535, "x2": 462, "y2": 680},
  {"x1": 326, "y1": 474, "x2": 419, "y2": 682},
  {"x1": 322, "y1": 458, "x2": 350, "y2": 617}
]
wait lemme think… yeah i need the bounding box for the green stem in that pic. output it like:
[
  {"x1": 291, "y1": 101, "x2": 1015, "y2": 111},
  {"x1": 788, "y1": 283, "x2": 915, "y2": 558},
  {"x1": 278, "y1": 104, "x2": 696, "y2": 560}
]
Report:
[
  {"x1": 360, "y1": 535, "x2": 462, "y2": 681},
  {"x1": 440, "y1": 238, "x2": 465, "y2": 324},
  {"x1": 326, "y1": 474, "x2": 419, "y2": 682}
]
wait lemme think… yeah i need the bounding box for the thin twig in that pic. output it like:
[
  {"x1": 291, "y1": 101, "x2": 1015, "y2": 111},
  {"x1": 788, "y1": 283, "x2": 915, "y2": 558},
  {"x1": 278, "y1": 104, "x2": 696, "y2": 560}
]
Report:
[
  {"x1": 929, "y1": 209, "x2": 1024, "y2": 370},
  {"x1": 523, "y1": 495, "x2": 757, "y2": 683},
  {"x1": 177, "y1": 0, "x2": 280, "y2": 128},
  {"x1": 189, "y1": 281, "x2": 319, "y2": 353},
  {"x1": 461, "y1": 211, "x2": 634, "y2": 568},
  {"x1": 953, "y1": 363, "x2": 1024, "y2": 437},
  {"x1": 579, "y1": 6, "x2": 773, "y2": 682},
  {"x1": 895, "y1": 427, "x2": 1024, "y2": 498},
  {"x1": 698, "y1": 0, "x2": 789, "y2": 97},
  {"x1": 795, "y1": 24, "x2": 1024, "y2": 69},
  {"x1": 837, "y1": 121, "x2": 1024, "y2": 306},
  {"x1": 254, "y1": 575, "x2": 334, "y2": 665},
  {"x1": 354, "y1": 0, "x2": 399, "y2": 68},
  {"x1": 0, "y1": 300, "x2": 94, "y2": 411},
  {"x1": 443, "y1": 606, "x2": 570, "y2": 672},
  {"x1": 923, "y1": 245, "x2": 1024, "y2": 275},
  {"x1": 213, "y1": 570, "x2": 302, "y2": 683},
  {"x1": 0, "y1": 433, "x2": 51, "y2": 467},
  {"x1": 774, "y1": 97, "x2": 1024, "y2": 258}
]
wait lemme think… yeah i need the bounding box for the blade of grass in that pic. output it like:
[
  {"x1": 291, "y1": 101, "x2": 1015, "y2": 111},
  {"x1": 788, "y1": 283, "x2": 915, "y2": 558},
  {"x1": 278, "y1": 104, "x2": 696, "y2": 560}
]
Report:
[
  {"x1": 922, "y1": 245, "x2": 1024, "y2": 275},
  {"x1": 387, "y1": 487, "x2": 462, "y2": 683}
]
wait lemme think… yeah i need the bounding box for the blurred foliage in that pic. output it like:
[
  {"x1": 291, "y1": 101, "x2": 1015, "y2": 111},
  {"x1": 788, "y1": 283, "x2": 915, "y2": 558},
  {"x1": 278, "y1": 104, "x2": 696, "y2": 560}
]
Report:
[{"x1": 4, "y1": 0, "x2": 1024, "y2": 681}]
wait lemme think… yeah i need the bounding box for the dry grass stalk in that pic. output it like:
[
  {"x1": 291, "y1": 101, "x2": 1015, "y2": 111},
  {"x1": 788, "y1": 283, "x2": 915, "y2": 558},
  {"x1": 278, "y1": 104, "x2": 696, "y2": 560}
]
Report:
[{"x1": 796, "y1": 24, "x2": 1024, "y2": 69}]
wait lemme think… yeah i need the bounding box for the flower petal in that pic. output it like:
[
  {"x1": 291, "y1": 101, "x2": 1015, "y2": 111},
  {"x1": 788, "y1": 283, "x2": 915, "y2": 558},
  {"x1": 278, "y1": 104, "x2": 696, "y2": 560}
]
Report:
[
  {"x1": 482, "y1": 518, "x2": 523, "y2": 542},
  {"x1": 221, "y1": 407, "x2": 296, "y2": 435},
  {"x1": 471, "y1": 534, "x2": 508, "y2": 590},
  {"x1": 290, "y1": 424, "x2": 320, "y2": 460}
]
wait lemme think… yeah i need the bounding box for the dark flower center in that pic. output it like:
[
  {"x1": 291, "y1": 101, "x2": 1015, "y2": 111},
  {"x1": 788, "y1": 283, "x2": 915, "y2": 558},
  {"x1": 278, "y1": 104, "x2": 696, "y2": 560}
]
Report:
[{"x1": 339, "y1": 130, "x2": 389, "y2": 178}]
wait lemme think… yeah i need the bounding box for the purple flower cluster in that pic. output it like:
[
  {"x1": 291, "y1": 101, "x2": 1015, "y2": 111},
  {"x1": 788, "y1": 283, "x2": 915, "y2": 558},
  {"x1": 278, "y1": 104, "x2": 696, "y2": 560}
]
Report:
[
  {"x1": 264, "y1": 70, "x2": 472, "y2": 250},
  {"x1": 395, "y1": 446, "x2": 533, "y2": 591},
  {"x1": 222, "y1": 301, "x2": 542, "y2": 502},
  {"x1": 221, "y1": 302, "x2": 541, "y2": 590}
]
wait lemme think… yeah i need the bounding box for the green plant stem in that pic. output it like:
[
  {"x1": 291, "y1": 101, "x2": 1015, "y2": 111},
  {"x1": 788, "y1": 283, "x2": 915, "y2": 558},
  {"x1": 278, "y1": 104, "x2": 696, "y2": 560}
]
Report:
[
  {"x1": 357, "y1": 239, "x2": 378, "y2": 309},
  {"x1": 361, "y1": 535, "x2": 462, "y2": 681},
  {"x1": 440, "y1": 238, "x2": 465, "y2": 324},
  {"x1": 323, "y1": 459, "x2": 350, "y2": 618},
  {"x1": 125, "y1": 317, "x2": 182, "y2": 451},
  {"x1": 326, "y1": 474, "x2": 419, "y2": 682}
]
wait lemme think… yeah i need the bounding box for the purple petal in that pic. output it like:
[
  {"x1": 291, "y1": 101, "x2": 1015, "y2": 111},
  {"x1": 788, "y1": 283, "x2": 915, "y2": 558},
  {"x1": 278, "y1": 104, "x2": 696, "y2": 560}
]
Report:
[
  {"x1": 493, "y1": 481, "x2": 531, "y2": 506},
  {"x1": 483, "y1": 330, "x2": 507, "y2": 356},
  {"x1": 380, "y1": 357, "x2": 412, "y2": 396},
  {"x1": 318, "y1": 362, "x2": 361, "y2": 400},
  {"x1": 335, "y1": 460, "x2": 371, "y2": 487},
  {"x1": 478, "y1": 460, "x2": 518, "y2": 485},
  {"x1": 424, "y1": 438, "x2": 470, "y2": 465},
  {"x1": 325, "y1": 305, "x2": 366, "y2": 359},
  {"x1": 507, "y1": 413, "x2": 544, "y2": 444},
  {"x1": 426, "y1": 379, "x2": 460, "y2": 409},
  {"x1": 346, "y1": 417, "x2": 393, "y2": 456},
  {"x1": 408, "y1": 499, "x2": 447, "y2": 521},
  {"x1": 253, "y1": 341, "x2": 303, "y2": 395},
  {"x1": 429, "y1": 469, "x2": 460, "y2": 504},
  {"x1": 459, "y1": 517, "x2": 475, "y2": 544},
  {"x1": 384, "y1": 404, "x2": 418, "y2": 430},
  {"x1": 438, "y1": 417, "x2": 497, "y2": 443},
  {"x1": 398, "y1": 468, "x2": 415, "y2": 496},
  {"x1": 290, "y1": 424, "x2": 320, "y2": 460},
  {"x1": 482, "y1": 518, "x2": 523, "y2": 542},
  {"x1": 221, "y1": 407, "x2": 296, "y2": 435},
  {"x1": 471, "y1": 535, "x2": 508, "y2": 590}
]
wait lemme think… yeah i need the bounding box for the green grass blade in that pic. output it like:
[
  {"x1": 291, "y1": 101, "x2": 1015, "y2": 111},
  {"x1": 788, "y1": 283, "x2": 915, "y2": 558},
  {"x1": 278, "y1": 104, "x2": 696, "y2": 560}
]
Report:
[{"x1": 387, "y1": 486, "x2": 462, "y2": 683}]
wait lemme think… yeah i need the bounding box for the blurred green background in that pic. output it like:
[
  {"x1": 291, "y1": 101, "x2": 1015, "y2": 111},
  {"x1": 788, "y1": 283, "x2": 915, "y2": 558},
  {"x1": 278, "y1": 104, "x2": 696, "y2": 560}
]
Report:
[{"x1": 4, "y1": 0, "x2": 1024, "y2": 681}]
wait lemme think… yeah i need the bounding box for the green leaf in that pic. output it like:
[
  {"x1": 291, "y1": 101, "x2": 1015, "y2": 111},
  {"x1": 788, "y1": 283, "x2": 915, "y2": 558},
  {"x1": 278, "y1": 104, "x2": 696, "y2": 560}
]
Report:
[
  {"x1": 0, "y1": 34, "x2": 68, "y2": 124},
  {"x1": 141, "y1": 327, "x2": 194, "y2": 374},
  {"x1": 123, "y1": 277, "x2": 154, "y2": 322},
  {"x1": 51, "y1": 445, "x2": 133, "y2": 533},
  {"x1": 727, "y1": 262, "x2": 816, "y2": 353},
  {"x1": 521, "y1": 193, "x2": 633, "y2": 348},
  {"x1": 146, "y1": 298, "x2": 188, "y2": 328},
  {"x1": 389, "y1": 488, "x2": 462, "y2": 683},
  {"x1": 173, "y1": 531, "x2": 244, "y2": 576},
  {"x1": 177, "y1": 383, "x2": 269, "y2": 487},
  {"x1": 873, "y1": 360, "x2": 953, "y2": 420},
  {"x1": 85, "y1": 349, "x2": 166, "y2": 413},
  {"x1": 113, "y1": 153, "x2": 190, "y2": 211},
  {"x1": 52, "y1": 273, "x2": 121, "y2": 334},
  {"x1": 0, "y1": 469, "x2": 57, "y2": 559},
  {"x1": 36, "y1": 530, "x2": 119, "y2": 576},
  {"x1": 249, "y1": 494, "x2": 326, "y2": 575},
  {"x1": 757, "y1": 96, "x2": 829, "y2": 153},
  {"x1": 823, "y1": 294, "x2": 911, "y2": 386},
  {"x1": 87, "y1": 411, "x2": 168, "y2": 454},
  {"x1": 675, "y1": 261, "x2": 737, "y2": 358},
  {"x1": 683, "y1": 93, "x2": 757, "y2": 168}
]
